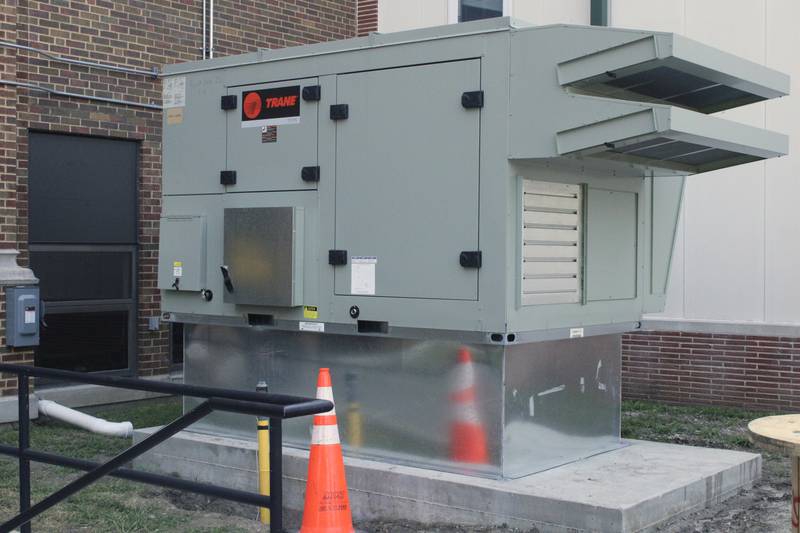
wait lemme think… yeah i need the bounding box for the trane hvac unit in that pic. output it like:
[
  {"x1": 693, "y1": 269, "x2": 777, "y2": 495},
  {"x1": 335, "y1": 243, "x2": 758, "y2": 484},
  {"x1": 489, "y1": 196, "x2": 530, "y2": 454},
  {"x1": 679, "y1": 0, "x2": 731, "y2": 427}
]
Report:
[{"x1": 158, "y1": 18, "x2": 789, "y2": 478}]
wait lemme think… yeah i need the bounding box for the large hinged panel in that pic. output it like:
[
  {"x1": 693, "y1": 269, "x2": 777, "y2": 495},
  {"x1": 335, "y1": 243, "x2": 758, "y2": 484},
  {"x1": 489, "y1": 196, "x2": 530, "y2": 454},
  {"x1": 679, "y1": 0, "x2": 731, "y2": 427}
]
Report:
[
  {"x1": 226, "y1": 78, "x2": 319, "y2": 192},
  {"x1": 223, "y1": 207, "x2": 304, "y2": 307},
  {"x1": 157, "y1": 215, "x2": 207, "y2": 292},
  {"x1": 333, "y1": 60, "x2": 481, "y2": 300}
]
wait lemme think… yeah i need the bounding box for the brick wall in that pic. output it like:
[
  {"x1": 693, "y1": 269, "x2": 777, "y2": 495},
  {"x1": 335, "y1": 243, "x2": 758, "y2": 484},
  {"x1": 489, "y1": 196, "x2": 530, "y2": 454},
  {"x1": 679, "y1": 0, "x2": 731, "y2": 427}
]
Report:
[
  {"x1": 357, "y1": 0, "x2": 378, "y2": 36},
  {"x1": 623, "y1": 330, "x2": 800, "y2": 411},
  {"x1": 0, "y1": 0, "x2": 356, "y2": 395}
]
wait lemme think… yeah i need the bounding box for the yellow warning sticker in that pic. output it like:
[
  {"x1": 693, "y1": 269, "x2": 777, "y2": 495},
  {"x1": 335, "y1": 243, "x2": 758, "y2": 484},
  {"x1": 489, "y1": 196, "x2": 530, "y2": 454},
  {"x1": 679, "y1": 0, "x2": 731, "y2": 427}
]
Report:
[
  {"x1": 303, "y1": 306, "x2": 319, "y2": 319},
  {"x1": 166, "y1": 107, "x2": 184, "y2": 125},
  {"x1": 173, "y1": 261, "x2": 183, "y2": 267}
]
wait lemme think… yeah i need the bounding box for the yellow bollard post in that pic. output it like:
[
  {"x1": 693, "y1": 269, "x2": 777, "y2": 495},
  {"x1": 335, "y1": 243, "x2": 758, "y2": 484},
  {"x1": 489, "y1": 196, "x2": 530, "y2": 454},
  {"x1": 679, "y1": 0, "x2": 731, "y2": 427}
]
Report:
[
  {"x1": 345, "y1": 372, "x2": 363, "y2": 448},
  {"x1": 256, "y1": 380, "x2": 270, "y2": 525}
]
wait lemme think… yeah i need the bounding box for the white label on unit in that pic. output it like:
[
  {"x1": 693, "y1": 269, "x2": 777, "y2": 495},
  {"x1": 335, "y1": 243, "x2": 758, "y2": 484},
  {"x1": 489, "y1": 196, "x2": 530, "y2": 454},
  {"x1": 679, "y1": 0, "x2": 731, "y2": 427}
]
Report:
[
  {"x1": 24, "y1": 310, "x2": 36, "y2": 324},
  {"x1": 173, "y1": 261, "x2": 183, "y2": 278},
  {"x1": 163, "y1": 76, "x2": 186, "y2": 108},
  {"x1": 299, "y1": 321, "x2": 325, "y2": 333},
  {"x1": 569, "y1": 327, "x2": 584, "y2": 338},
  {"x1": 351, "y1": 256, "x2": 377, "y2": 295}
]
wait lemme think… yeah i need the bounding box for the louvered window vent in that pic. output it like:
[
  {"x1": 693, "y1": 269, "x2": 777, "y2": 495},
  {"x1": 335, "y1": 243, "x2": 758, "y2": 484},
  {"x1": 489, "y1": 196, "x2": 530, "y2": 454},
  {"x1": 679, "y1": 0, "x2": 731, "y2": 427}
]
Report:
[{"x1": 522, "y1": 180, "x2": 582, "y2": 305}]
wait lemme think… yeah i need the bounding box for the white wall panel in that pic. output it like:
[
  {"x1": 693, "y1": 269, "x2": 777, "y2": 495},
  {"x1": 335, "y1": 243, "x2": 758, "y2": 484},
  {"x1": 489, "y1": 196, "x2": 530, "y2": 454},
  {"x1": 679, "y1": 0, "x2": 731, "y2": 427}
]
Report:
[
  {"x1": 378, "y1": 0, "x2": 448, "y2": 33},
  {"x1": 512, "y1": 0, "x2": 589, "y2": 25},
  {"x1": 684, "y1": 0, "x2": 765, "y2": 63},
  {"x1": 764, "y1": 0, "x2": 800, "y2": 324},
  {"x1": 610, "y1": 0, "x2": 684, "y2": 33}
]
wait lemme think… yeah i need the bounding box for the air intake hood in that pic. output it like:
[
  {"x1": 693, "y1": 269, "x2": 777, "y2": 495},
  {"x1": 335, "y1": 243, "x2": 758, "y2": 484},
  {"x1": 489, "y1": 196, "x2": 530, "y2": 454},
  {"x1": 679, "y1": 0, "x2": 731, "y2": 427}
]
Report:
[
  {"x1": 557, "y1": 33, "x2": 789, "y2": 113},
  {"x1": 508, "y1": 25, "x2": 790, "y2": 176},
  {"x1": 556, "y1": 99, "x2": 788, "y2": 174}
]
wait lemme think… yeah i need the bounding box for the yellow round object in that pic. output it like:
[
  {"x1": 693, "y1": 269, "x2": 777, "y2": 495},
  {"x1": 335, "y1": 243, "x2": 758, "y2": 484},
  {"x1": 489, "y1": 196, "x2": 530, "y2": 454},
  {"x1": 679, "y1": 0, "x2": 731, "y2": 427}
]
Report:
[{"x1": 748, "y1": 415, "x2": 800, "y2": 456}]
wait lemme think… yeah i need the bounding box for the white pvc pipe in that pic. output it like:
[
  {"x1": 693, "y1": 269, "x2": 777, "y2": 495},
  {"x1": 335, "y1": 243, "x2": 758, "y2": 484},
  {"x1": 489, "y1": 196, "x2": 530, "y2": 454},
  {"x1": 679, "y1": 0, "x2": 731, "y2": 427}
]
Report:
[{"x1": 37, "y1": 400, "x2": 133, "y2": 438}]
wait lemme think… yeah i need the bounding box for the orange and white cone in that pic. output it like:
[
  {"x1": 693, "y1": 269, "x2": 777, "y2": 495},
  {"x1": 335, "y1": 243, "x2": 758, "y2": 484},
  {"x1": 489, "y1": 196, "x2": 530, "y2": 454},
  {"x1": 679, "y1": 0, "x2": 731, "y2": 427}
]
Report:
[
  {"x1": 300, "y1": 368, "x2": 354, "y2": 533},
  {"x1": 449, "y1": 347, "x2": 489, "y2": 464}
]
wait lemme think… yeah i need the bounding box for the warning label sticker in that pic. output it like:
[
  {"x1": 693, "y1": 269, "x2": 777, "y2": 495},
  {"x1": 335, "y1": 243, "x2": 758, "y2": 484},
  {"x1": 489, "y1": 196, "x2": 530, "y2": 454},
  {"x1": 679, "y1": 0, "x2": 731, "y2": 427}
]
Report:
[
  {"x1": 351, "y1": 256, "x2": 377, "y2": 295},
  {"x1": 163, "y1": 76, "x2": 186, "y2": 108},
  {"x1": 241, "y1": 86, "x2": 300, "y2": 128}
]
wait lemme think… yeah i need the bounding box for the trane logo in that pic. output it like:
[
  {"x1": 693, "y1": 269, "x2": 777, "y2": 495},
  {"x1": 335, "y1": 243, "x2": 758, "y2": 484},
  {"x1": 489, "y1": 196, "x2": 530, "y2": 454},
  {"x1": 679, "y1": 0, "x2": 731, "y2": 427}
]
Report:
[
  {"x1": 266, "y1": 95, "x2": 298, "y2": 108},
  {"x1": 241, "y1": 85, "x2": 301, "y2": 127}
]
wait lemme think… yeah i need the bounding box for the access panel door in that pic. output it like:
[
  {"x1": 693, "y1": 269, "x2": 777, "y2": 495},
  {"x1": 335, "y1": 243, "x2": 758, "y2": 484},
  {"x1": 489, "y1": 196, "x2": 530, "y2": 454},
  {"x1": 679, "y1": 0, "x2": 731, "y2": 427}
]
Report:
[
  {"x1": 334, "y1": 60, "x2": 481, "y2": 300},
  {"x1": 226, "y1": 78, "x2": 319, "y2": 192}
]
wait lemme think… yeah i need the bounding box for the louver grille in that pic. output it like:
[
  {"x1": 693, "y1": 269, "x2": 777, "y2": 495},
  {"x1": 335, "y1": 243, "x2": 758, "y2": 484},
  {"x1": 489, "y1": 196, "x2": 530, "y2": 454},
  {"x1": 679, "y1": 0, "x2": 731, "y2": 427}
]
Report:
[{"x1": 522, "y1": 180, "x2": 582, "y2": 305}]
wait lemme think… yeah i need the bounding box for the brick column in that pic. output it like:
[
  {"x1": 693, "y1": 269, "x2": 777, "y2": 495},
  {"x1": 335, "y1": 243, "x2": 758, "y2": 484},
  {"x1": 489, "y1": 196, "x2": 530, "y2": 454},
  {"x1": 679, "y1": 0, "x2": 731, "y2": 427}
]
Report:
[
  {"x1": 0, "y1": 1, "x2": 34, "y2": 397},
  {"x1": 357, "y1": 0, "x2": 378, "y2": 36}
]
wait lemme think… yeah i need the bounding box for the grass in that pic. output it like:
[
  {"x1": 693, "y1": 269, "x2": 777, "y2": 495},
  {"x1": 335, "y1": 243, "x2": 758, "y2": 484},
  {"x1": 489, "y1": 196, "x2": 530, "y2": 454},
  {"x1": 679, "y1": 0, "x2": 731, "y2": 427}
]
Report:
[
  {"x1": 620, "y1": 399, "x2": 773, "y2": 450},
  {"x1": 0, "y1": 397, "x2": 257, "y2": 533},
  {"x1": 0, "y1": 396, "x2": 781, "y2": 532}
]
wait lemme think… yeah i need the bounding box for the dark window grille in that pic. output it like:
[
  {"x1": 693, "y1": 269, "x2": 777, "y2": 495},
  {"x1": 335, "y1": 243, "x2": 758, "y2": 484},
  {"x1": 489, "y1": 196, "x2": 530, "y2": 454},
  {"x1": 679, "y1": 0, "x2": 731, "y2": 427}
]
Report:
[{"x1": 460, "y1": 0, "x2": 503, "y2": 22}]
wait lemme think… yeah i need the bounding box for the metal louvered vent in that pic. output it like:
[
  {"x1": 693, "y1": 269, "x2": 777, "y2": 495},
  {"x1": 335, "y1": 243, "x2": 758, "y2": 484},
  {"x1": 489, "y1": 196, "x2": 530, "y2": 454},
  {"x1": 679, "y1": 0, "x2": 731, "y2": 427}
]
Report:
[{"x1": 521, "y1": 180, "x2": 582, "y2": 306}]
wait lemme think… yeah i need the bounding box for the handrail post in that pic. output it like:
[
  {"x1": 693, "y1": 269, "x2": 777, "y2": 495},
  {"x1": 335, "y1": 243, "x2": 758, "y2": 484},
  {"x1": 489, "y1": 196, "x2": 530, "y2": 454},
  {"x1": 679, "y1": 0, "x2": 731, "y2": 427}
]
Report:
[
  {"x1": 269, "y1": 417, "x2": 283, "y2": 533},
  {"x1": 18, "y1": 372, "x2": 31, "y2": 533}
]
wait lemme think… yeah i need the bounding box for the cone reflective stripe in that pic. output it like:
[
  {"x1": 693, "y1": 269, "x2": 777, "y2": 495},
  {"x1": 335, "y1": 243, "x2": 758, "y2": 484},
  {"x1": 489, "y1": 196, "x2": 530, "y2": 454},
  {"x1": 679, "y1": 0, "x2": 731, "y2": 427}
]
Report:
[
  {"x1": 300, "y1": 368, "x2": 354, "y2": 533},
  {"x1": 449, "y1": 348, "x2": 489, "y2": 464}
]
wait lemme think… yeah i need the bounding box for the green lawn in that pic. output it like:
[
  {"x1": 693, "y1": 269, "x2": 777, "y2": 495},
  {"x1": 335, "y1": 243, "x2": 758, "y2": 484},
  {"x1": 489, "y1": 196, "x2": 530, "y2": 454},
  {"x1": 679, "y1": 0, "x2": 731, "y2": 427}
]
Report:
[
  {"x1": 0, "y1": 397, "x2": 262, "y2": 532},
  {"x1": 0, "y1": 397, "x2": 779, "y2": 532},
  {"x1": 621, "y1": 399, "x2": 773, "y2": 450}
]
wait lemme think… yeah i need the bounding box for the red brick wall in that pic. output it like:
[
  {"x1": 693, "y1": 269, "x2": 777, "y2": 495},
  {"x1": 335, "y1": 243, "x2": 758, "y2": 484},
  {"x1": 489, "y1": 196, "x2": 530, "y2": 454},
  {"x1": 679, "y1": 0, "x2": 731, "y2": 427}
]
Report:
[
  {"x1": 623, "y1": 330, "x2": 800, "y2": 411},
  {"x1": 0, "y1": 0, "x2": 356, "y2": 394},
  {"x1": 357, "y1": 0, "x2": 378, "y2": 36},
  {"x1": 0, "y1": 0, "x2": 34, "y2": 396}
]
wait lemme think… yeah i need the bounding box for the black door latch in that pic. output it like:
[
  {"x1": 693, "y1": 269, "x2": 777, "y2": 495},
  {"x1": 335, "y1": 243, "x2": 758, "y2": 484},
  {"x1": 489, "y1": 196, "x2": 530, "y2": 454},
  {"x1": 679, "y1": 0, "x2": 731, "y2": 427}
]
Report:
[{"x1": 220, "y1": 265, "x2": 234, "y2": 293}]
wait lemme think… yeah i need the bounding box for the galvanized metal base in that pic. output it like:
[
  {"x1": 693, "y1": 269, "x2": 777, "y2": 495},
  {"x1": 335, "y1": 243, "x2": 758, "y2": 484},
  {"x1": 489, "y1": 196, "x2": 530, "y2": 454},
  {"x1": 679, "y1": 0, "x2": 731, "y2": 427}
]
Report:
[{"x1": 184, "y1": 325, "x2": 622, "y2": 478}]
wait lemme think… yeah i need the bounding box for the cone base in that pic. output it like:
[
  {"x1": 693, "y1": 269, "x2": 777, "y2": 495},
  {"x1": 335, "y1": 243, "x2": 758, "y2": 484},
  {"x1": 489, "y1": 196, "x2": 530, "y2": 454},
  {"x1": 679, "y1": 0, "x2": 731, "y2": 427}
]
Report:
[
  {"x1": 450, "y1": 422, "x2": 489, "y2": 464},
  {"x1": 301, "y1": 440, "x2": 354, "y2": 533}
]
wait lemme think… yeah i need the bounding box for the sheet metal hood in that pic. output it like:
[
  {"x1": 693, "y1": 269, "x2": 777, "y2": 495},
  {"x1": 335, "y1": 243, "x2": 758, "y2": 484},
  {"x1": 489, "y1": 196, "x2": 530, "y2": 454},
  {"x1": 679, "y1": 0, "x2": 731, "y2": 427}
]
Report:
[
  {"x1": 557, "y1": 33, "x2": 789, "y2": 114},
  {"x1": 556, "y1": 99, "x2": 788, "y2": 174}
]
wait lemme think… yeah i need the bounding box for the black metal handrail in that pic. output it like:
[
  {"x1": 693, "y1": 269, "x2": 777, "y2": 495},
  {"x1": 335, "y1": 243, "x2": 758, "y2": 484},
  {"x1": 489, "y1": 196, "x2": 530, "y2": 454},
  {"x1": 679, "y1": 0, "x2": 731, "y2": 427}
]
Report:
[{"x1": 0, "y1": 363, "x2": 333, "y2": 533}]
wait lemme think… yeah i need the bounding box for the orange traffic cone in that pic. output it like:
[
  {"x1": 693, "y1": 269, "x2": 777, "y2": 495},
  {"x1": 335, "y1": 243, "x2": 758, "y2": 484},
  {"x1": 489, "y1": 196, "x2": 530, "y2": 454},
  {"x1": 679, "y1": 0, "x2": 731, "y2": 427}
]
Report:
[
  {"x1": 449, "y1": 347, "x2": 489, "y2": 464},
  {"x1": 300, "y1": 368, "x2": 355, "y2": 533}
]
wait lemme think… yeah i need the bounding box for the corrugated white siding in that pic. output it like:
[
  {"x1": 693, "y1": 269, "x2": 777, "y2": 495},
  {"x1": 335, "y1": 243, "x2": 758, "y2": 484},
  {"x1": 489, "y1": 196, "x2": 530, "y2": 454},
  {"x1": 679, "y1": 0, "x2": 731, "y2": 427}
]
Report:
[
  {"x1": 377, "y1": 0, "x2": 448, "y2": 33},
  {"x1": 512, "y1": 0, "x2": 590, "y2": 25},
  {"x1": 614, "y1": 0, "x2": 800, "y2": 326}
]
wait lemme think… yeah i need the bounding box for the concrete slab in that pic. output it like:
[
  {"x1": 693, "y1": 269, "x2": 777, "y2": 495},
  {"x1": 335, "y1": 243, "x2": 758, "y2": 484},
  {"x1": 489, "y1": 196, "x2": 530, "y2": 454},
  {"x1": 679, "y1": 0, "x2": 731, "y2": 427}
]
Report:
[
  {"x1": 0, "y1": 394, "x2": 37, "y2": 424},
  {"x1": 133, "y1": 428, "x2": 760, "y2": 532}
]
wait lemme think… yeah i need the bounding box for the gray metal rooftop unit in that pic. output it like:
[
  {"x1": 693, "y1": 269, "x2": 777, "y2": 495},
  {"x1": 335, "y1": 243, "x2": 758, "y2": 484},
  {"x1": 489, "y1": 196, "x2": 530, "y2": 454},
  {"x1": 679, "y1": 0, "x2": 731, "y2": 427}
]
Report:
[{"x1": 158, "y1": 19, "x2": 789, "y2": 478}]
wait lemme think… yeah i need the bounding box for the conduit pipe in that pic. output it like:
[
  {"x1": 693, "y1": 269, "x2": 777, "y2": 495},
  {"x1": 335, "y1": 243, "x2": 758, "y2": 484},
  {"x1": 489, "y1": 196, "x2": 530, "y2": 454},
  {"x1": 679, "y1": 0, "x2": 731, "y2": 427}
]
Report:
[
  {"x1": 0, "y1": 79, "x2": 162, "y2": 110},
  {"x1": 37, "y1": 400, "x2": 133, "y2": 438},
  {"x1": 209, "y1": 0, "x2": 215, "y2": 58},
  {"x1": 0, "y1": 40, "x2": 158, "y2": 78}
]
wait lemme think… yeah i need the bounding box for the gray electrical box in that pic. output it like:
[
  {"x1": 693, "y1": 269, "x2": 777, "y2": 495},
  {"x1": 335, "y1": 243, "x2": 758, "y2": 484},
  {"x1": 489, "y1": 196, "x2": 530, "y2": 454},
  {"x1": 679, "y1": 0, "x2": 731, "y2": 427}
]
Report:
[
  {"x1": 6, "y1": 286, "x2": 40, "y2": 347},
  {"x1": 157, "y1": 215, "x2": 206, "y2": 292}
]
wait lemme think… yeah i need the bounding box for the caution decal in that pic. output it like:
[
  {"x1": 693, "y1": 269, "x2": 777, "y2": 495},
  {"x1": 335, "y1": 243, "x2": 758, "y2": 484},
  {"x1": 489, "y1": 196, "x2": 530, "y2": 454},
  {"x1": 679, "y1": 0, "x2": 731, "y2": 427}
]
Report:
[{"x1": 241, "y1": 85, "x2": 301, "y2": 128}]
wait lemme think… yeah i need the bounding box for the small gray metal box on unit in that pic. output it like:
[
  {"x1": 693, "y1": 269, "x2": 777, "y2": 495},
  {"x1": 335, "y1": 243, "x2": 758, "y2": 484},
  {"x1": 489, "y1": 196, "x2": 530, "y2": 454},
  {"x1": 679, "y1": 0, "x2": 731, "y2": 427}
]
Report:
[
  {"x1": 6, "y1": 286, "x2": 40, "y2": 347},
  {"x1": 158, "y1": 18, "x2": 790, "y2": 477}
]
